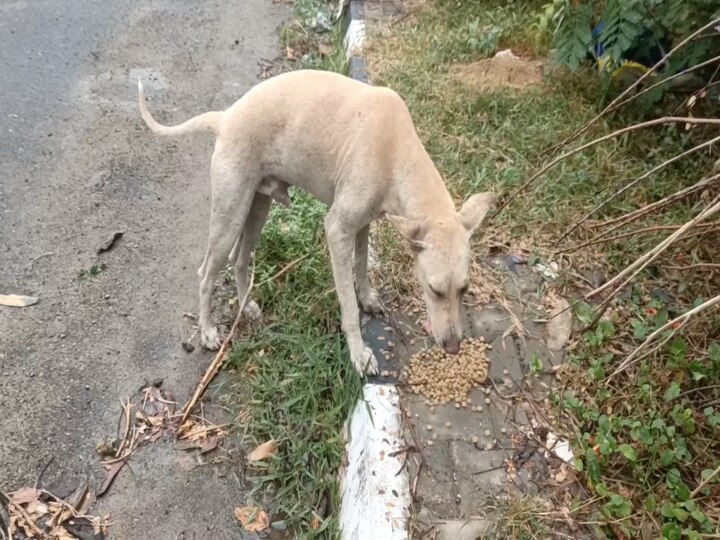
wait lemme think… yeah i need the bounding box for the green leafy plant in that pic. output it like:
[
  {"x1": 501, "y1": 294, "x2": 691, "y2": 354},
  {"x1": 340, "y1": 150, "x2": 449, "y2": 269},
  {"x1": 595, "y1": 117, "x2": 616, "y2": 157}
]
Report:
[{"x1": 535, "y1": 0, "x2": 720, "y2": 93}]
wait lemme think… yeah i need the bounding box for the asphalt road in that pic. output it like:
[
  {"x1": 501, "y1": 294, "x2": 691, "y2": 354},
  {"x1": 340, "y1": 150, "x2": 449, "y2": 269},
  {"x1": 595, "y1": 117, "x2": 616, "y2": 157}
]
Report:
[{"x1": 0, "y1": 1, "x2": 286, "y2": 537}]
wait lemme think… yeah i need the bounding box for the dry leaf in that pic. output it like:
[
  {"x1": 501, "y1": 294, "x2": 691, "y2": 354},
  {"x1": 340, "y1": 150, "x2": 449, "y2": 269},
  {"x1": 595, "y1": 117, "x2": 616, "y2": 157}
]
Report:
[
  {"x1": 546, "y1": 297, "x2": 572, "y2": 351},
  {"x1": 234, "y1": 506, "x2": 270, "y2": 532},
  {"x1": 0, "y1": 294, "x2": 39, "y2": 307},
  {"x1": 10, "y1": 486, "x2": 40, "y2": 505},
  {"x1": 248, "y1": 440, "x2": 278, "y2": 462},
  {"x1": 317, "y1": 42, "x2": 332, "y2": 56}
]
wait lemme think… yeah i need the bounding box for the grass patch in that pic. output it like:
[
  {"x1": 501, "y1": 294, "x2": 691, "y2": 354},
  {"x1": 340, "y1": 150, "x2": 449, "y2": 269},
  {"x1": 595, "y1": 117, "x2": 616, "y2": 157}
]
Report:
[
  {"x1": 228, "y1": 191, "x2": 363, "y2": 537},
  {"x1": 226, "y1": 2, "x2": 355, "y2": 537}
]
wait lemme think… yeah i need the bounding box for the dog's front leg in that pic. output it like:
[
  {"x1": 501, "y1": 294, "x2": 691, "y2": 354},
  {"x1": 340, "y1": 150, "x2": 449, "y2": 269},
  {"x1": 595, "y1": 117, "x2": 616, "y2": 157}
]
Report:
[
  {"x1": 354, "y1": 225, "x2": 383, "y2": 314},
  {"x1": 324, "y1": 212, "x2": 378, "y2": 376}
]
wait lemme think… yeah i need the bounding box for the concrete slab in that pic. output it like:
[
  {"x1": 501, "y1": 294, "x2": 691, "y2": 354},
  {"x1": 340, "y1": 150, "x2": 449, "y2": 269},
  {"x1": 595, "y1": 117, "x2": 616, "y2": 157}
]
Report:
[{"x1": 410, "y1": 441, "x2": 458, "y2": 517}]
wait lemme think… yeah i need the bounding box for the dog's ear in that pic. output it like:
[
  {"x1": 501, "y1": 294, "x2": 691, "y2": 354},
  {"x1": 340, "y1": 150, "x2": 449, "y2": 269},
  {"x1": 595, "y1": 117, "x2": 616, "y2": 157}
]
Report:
[
  {"x1": 458, "y1": 192, "x2": 496, "y2": 234},
  {"x1": 386, "y1": 214, "x2": 429, "y2": 251}
]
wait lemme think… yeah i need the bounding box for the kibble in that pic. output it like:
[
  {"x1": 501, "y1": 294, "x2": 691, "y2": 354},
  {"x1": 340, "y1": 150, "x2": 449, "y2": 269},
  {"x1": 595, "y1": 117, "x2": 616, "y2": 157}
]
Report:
[
  {"x1": 471, "y1": 435, "x2": 479, "y2": 444},
  {"x1": 426, "y1": 424, "x2": 433, "y2": 431},
  {"x1": 402, "y1": 337, "x2": 490, "y2": 406},
  {"x1": 427, "y1": 440, "x2": 434, "y2": 446},
  {"x1": 445, "y1": 421, "x2": 452, "y2": 428},
  {"x1": 484, "y1": 430, "x2": 491, "y2": 437}
]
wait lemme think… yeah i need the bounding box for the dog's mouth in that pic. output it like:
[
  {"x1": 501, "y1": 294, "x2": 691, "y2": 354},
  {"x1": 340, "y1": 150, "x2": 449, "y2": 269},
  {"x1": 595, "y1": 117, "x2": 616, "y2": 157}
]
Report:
[{"x1": 422, "y1": 319, "x2": 461, "y2": 354}]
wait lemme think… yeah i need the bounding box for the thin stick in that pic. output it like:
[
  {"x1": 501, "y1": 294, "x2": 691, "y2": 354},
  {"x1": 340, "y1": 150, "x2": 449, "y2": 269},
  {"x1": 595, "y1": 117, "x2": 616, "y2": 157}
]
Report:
[
  {"x1": 7, "y1": 498, "x2": 45, "y2": 537},
  {"x1": 493, "y1": 117, "x2": 720, "y2": 217},
  {"x1": 581, "y1": 195, "x2": 720, "y2": 330},
  {"x1": 179, "y1": 264, "x2": 255, "y2": 428},
  {"x1": 594, "y1": 173, "x2": 720, "y2": 231},
  {"x1": 587, "y1": 195, "x2": 720, "y2": 300},
  {"x1": 691, "y1": 458, "x2": 720, "y2": 498},
  {"x1": 115, "y1": 399, "x2": 132, "y2": 458},
  {"x1": 558, "y1": 134, "x2": 720, "y2": 243},
  {"x1": 256, "y1": 253, "x2": 309, "y2": 287},
  {"x1": 559, "y1": 222, "x2": 720, "y2": 253},
  {"x1": 544, "y1": 18, "x2": 720, "y2": 154},
  {"x1": 666, "y1": 263, "x2": 720, "y2": 271},
  {"x1": 609, "y1": 293, "x2": 720, "y2": 378}
]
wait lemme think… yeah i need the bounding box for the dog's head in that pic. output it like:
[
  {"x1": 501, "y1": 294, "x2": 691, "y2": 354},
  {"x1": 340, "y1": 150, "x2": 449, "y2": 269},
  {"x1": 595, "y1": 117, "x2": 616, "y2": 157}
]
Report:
[{"x1": 388, "y1": 192, "x2": 496, "y2": 354}]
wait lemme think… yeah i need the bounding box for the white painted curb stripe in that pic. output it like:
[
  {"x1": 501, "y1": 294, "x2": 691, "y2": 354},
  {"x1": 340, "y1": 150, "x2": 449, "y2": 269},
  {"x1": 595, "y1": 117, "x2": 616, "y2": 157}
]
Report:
[
  {"x1": 339, "y1": 384, "x2": 410, "y2": 539},
  {"x1": 344, "y1": 18, "x2": 366, "y2": 58},
  {"x1": 338, "y1": 4, "x2": 411, "y2": 538}
]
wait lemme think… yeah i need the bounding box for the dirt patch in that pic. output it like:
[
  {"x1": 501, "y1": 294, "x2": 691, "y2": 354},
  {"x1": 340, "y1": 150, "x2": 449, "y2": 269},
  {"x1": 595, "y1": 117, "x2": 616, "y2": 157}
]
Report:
[{"x1": 451, "y1": 52, "x2": 544, "y2": 91}]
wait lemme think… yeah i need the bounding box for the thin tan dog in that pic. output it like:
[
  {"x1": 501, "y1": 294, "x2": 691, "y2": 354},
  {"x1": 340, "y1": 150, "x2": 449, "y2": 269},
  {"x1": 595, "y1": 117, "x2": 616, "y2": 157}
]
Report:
[{"x1": 138, "y1": 69, "x2": 495, "y2": 375}]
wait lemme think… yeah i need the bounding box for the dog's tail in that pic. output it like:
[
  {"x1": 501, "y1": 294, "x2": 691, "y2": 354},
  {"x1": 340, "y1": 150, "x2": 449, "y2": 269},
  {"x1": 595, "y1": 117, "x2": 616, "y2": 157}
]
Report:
[{"x1": 138, "y1": 79, "x2": 221, "y2": 137}]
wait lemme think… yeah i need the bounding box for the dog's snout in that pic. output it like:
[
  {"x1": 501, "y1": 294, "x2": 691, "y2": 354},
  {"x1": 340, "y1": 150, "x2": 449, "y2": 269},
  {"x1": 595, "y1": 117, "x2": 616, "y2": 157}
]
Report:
[
  {"x1": 441, "y1": 329, "x2": 462, "y2": 354},
  {"x1": 442, "y1": 340, "x2": 461, "y2": 354}
]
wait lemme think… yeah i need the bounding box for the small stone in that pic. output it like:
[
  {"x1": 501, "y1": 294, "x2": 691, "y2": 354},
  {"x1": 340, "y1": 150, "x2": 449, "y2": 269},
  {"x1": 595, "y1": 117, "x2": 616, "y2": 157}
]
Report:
[
  {"x1": 181, "y1": 341, "x2": 195, "y2": 353},
  {"x1": 503, "y1": 369, "x2": 509, "y2": 375},
  {"x1": 445, "y1": 421, "x2": 452, "y2": 428},
  {"x1": 500, "y1": 427, "x2": 507, "y2": 434}
]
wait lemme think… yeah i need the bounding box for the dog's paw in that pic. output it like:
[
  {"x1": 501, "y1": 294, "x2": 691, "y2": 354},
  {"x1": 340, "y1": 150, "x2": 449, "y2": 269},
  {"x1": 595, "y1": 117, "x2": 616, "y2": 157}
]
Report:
[
  {"x1": 242, "y1": 299, "x2": 262, "y2": 320},
  {"x1": 200, "y1": 326, "x2": 222, "y2": 350},
  {"x1": 358, "y1": 288, "x2": 384, "y2": 315},
  {"x1": 352, "y1": 346, "x2": 379, "y2": 376}
]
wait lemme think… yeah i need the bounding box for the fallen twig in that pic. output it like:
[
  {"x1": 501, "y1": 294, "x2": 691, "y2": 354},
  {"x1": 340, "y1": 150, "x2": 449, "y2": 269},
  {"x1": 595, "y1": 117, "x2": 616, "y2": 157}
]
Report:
[
  {"x1": 494, "y1": 117, "x2": 720, "y2": 217},
  {"x1": 609, "y1": 293, "x2": 720, "y2": 378},
  {"x1": 256, "y1": 253, "x2": 309, "y2": 287},
  {"x1": 179, "y1": 265, "x2": 255, "y2": 429},
  {"x1": 582, "y1": 195, "x2": 720, "y2": 329},
  {"x1": 691, "y1": 462, "x2": 720, "y2": 498},
  {"x1": 559, "y1": 222, "x2": 720, "y2": 253},
  {"x1": 558, "y1": 135, "x2": 720, "y2": 243},
  {"x1": 593, "y1": 173, "x2": 720, "y2": 233}
]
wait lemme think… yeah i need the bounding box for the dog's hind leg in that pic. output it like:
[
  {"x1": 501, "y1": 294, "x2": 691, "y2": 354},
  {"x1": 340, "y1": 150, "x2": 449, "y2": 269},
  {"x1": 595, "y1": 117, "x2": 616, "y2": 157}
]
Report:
[
  {"x1": 232, "y1": 193, "x2": 272, "y2": 321},
  {"x1": 197, "y1": 155, "x2": 260, "y2": 350},
  {"x1": 354, "y1": 225, "x2": 383, "y2": 314}
]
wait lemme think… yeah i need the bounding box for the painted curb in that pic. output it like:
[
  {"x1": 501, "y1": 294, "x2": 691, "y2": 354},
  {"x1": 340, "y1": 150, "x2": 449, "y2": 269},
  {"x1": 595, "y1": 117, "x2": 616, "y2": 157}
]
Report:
[{"x1": 338, "y1": 2, "x2": 411, "y2": 539}]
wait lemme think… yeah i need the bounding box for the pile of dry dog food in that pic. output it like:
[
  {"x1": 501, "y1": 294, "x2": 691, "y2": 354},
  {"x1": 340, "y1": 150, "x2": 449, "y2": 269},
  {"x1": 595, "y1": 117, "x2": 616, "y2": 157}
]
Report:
[{"x1": 402, "y1": 337, "x2": 489, "y2": 406}]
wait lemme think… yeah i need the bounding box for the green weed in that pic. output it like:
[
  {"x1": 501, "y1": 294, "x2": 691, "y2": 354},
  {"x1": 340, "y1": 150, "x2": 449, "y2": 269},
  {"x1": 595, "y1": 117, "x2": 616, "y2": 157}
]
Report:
[{"x1": 228, "y1": 191, "x2": 363, "y2": 538}]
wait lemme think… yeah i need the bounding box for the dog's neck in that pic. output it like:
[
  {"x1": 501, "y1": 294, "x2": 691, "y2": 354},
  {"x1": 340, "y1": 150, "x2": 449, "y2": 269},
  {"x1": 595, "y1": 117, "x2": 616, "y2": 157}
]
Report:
[{"x1": 385, "y1": 151, "x2": 457, "y2": 224}]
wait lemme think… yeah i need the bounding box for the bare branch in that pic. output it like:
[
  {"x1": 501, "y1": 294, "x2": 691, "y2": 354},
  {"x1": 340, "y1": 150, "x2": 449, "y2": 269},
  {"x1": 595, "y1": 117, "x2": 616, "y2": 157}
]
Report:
[
  {"x1": 609, "y1": 293, "x2": 720, "y2": 379},
  {"x1": 494, "y1": 117, "x2": 720, "y2": 217},
  {"x1": 558, "y1": 135, "x2": 720, "y2": 243},
  {"x1": 595, "y1": 173, "x2": 720, "y2": 232}
]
